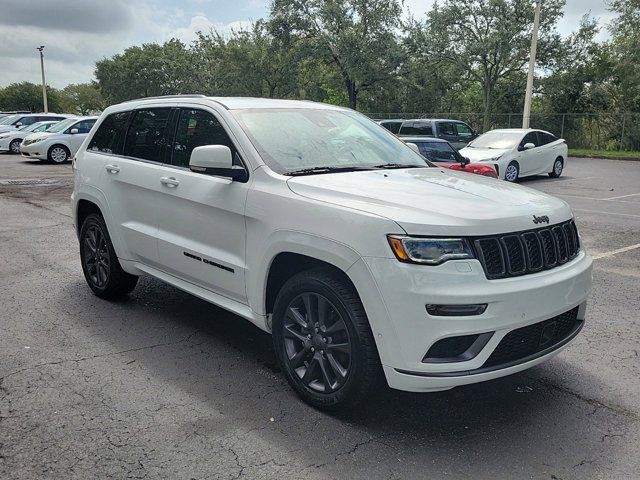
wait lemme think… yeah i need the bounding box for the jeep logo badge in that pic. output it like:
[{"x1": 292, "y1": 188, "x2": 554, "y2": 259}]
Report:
[{"x1": 532, "y1": 215, "x2": 550, "y2": 224}]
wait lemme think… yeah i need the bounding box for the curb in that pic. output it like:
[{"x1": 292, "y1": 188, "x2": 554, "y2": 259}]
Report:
[{"x1": 570, "y1": 154, "x2": 640, "y2": 162}]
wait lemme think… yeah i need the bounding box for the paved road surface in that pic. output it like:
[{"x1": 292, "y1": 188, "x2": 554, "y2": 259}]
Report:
[{"x1": 1, "y1": 155, "x2": 638, "y2": 479}]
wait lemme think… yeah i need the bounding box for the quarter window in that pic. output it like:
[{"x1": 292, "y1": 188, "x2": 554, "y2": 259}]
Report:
[
  {"x1": 88, "y1": 112, "x2": 131, "y2": 154},
  {"x1": 123, "y1": 109, "x2": 172, "y2": 162},
  {"x1": 171, "y1": 109, "x2": 236, "y2": 168}
]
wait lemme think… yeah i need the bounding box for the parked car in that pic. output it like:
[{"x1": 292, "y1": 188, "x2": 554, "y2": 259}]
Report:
[
  {"x1": 0, "y1": 121, "x2": 60, "y2": 154},
  {"x1": 0, "y1": 111, "x2": 31, "y2": 120},
  {"x1": 72, "y1": 96, "x2": 592, "y2": 410},
  {"x1": 395, "y1": 119, "x2": 478, "y2": 149},
  {"x1": 459, "y1": 128, "x2": 568, "y2": 182},
  {"x1": 377, "y1": 119, "x2": 404, "y2": 134},
  {"x1": 0, "y1": 113, "x2": 71, "y2": 134},
  {"x1": 401, "y1": 137, "x2": 497, "y2": 177},
  {"x1": 21, "y1": 116, "x2": 96, "y2": 163}
]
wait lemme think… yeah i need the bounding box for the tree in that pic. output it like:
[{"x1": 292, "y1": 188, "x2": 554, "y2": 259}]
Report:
[
  {"x1": 95, "y1": 39, "x2": 197, "y2": 102},
  {"x1": 60, "y1": 82, "x2": 105, "y2": 115},
  {"x1": 419, "y1": 0, "x2": 564, "y2": 130},
  {"x1": 0, "y1": 82, "x2": 61, "y2": 112},
  {"x1": 269, "y1": 0, "x2": 405, "y2": 110}
]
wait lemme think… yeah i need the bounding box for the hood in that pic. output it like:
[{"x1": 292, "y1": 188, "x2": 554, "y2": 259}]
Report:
[
  {"x1": 22, "y1": 132, "x2": 53, "y2": 143},
  {"x1": 287, "y1": 167, "x2": 572, "y2": 236},
  {"x1": 459, "y1": 147, "x2": 509, "y2": 162},
  {"x1": 0, "y1": 125, "x2": 20, "y2": 134}
]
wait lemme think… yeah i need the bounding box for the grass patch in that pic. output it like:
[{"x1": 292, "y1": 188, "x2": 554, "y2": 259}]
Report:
[{"x1": 569, "y1": 148, "x2": 640, "y2": 159}]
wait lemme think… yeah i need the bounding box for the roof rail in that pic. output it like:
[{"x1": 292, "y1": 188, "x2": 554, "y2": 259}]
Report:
[{"x1": 121, "y1": 94, "x2": 207, "y2": 103}]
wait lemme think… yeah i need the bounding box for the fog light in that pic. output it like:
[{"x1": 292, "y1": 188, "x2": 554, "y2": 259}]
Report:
[{"x1": 426, "y1": 304, "x2": 488, "y2": 316}]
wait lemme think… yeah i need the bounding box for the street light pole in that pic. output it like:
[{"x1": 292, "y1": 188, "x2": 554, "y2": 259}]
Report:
[
  {"x1": 37, "y1": 46, "x2": 48, "y2": 113},
  {"x1": 522, "y1": 0, "x2": 541, "y2": 129}
]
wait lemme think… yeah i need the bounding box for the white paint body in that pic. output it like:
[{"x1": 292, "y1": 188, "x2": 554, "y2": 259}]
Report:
[
  {"x1": 460, "y1": 128, "x2": 569, "y2": 181},
  {"x1": 20, "y1": 116, "x2": 97, "y2": 161},
  {"x1": 71, "y1": 97, "x2": 592, "y2": 392}
]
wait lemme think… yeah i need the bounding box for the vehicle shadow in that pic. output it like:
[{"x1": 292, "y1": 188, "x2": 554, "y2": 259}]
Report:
[{"x1": 53, "y1": 276, "x2": 634, "y2": 478}]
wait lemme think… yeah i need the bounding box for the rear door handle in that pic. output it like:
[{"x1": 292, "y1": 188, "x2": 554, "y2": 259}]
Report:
[
  {"x1": 160, "y1": 176, "x2": 180, "y2": 188},
  {"x1": 105, "y1": 164, "x2": 120, "y2": 173}
]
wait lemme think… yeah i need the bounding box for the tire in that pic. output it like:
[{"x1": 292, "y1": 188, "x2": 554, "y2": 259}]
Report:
[
  {"x1": 272, "y1": 267, "x2": 381, "y2": 410},
  {"x1": 79, "y1": 213, "x2": 138, "y2": 299},
  {"x1": 504, "y1": 161, "x2": 520, "y2": 182},
  {"x1": 9, "y1": 139, "x2": 22, "y2": 154},
  {"x1": 549, "y1": 157, "x2": 564, "y2": 178},
  {"x1": 48, "y1": 145, "x2": 70, "y2": 164}
]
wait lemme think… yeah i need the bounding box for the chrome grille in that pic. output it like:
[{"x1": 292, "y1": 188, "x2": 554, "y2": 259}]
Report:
[{"x1": 473, "y1": 220, "x2": 581, "y2": 279}]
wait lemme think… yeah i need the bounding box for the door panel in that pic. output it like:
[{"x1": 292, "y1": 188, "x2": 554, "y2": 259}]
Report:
[
  {"x1": 156, "y1": 107, "x2": 249, "y2": 303},
  {"x1": 517, "y1": 132, "x2": 539, "y2": 175}
]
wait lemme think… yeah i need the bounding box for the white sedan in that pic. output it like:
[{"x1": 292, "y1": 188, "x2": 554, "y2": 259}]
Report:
[
  {"x1": 20, "y1": 116, "x2": 97, "y2": 163},
  {"x1": 0, "y1": 121, "x2": 59, "y2": 154},
  {"x1": 459, "y1": 128, "x2": 568, "y2": 182}
]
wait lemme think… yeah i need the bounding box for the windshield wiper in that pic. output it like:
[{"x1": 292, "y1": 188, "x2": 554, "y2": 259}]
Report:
[
  {"x1": 372, "y1": 163, "x2": 423, "y2": 169},
  {"x1": 286, "y1": 165, "x2": 372, "y2": 176}
]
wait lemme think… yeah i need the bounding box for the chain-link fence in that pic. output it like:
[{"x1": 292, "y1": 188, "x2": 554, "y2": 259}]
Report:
[{"x1": 365, "y1": 112, "x2": 640, "y2": 151}]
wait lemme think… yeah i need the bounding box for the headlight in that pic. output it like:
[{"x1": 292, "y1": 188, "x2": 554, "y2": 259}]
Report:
[
  {"x1": 387, "y1": 235, "x2": 475, "y2": 265},
  {"x1": 24, "y1": 138, "x2": 42, "y2": 146}
]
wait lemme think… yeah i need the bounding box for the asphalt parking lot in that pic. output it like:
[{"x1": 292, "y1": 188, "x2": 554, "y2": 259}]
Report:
[{"x1": 1, "y1": 154, "x2": 638, "y2": 479}]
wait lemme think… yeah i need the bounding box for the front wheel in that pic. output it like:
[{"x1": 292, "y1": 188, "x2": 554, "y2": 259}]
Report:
[
  {"x1": 504, "y1": 161, "x2": 520, "y2": 182},
  {"x1": 9, "y1": 139, "x2": 21, "y2": 154},
  {"x1": 48, "y1": 145, "x2": 70, "y2": 164},
  {"x1": 79, "y1": 213, "x2": 138, "y2": 298},
  {"x1": 549, "y1": 158, "x2": 564, "y2": 178},
  {"x1": 272, "y1": 267, "x2": 381, "y2": 410}
]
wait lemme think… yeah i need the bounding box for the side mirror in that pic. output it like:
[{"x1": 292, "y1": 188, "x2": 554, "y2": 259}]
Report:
[
  {"x1": 189, "y1": 145, "x2": 247, "y2": 181},
  {"x1": 69, "y1": 128, "x2": 79, "y2": 134},
  {"x1": 460, "y1": 156, "x2": 470, "y2": 167},
  {"x1": 523, "y1": 142, "x2": 535, "y2": 150},
  {"x1": 15, "y1": 122, "x2": 22, "y2": 127},
  {"x1": 405, "y1": 142, "x2": 420, "y2": 154}
]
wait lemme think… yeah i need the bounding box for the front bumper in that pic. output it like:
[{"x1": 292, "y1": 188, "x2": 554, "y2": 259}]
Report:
[
  {"x1": 20, "y1": 142, "x2": 47, "y2": 159},
  {"x1": 358, "y1": 250, "x2": 592, "y2": 392}
]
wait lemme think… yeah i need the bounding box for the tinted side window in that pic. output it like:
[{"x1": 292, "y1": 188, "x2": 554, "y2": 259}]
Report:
[
  {"x1": 416, "y1": 142, "x2": 458, "y2": 163},
  {"x1": 455, "y1": 123, "x2": 474, "y2": 137},
  {"x1": 18, "y1": 116, "x2": 37, "y2": 126},
  {"x1": 400, "y1": 123, "x2": 433, "y2": 136},
  {"x1": 519, "y1": 132, "x2": 539, "y2": 149},
  {"x1": 124, "y1": 109, "x2": 172, "y2": 162},
  {"x1": 70, "y1": 119, "x2": 96, "y2": 134},
  {"x1": 539, "y1": 132, "x2": 557, "y2": 145},
  {"x1": 88, "y1": 112, "x2": 131, "y2": 154},
  {"x1": 438, "y1": 122, "x2": 456, "y2": 136},
  {"x1": 172, "y1": 109, "x2": 237, "y2": 168}
]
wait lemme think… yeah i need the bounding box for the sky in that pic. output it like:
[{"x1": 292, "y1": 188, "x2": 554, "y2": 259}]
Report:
[{"x1": 0, "y1": 0, "x2": 616, "y2": 89}]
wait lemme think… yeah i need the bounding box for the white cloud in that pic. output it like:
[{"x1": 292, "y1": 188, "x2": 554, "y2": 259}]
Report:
[{"x1": 165, "y1": 15, "x2": 253, "y2": 44}]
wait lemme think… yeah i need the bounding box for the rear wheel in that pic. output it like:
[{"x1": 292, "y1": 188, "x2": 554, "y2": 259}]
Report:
[
  {"x1": 504, "y1": 161, "x2": 519, "y2": 182},
  {"x1": 79, "y1": 213, "x2": 138, "y2": 298},
  {"x1": 48, "y1": 145, "x2": 70, "y2": 164},
  {"x1": 549, "y1": 158, "x2": 564, "y2": 178},
  {"x1": 272, "y1": 267, "x2": 381, "y2": 410},
  {"x1": 9, "y1": 139, "x2": 21, "y2": 154}
]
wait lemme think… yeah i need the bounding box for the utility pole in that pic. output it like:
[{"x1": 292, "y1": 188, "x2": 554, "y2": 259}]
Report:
[
  {"x1": 37, "y1": 46, "x2": 48, "y2": 113},
  {"x1": 522, "y1": 1, "x2": 541, "y2": 129}
]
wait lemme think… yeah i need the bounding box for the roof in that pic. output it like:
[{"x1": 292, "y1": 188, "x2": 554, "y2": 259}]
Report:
[
  {"x1": 119, "y1": 95, "x2": 348, "y2": 111},
  {"x1": 400, "y1": 118, "x2": 468, "y2": 123},
  {"x1": 399, "y1": 136, "x2": 449, "y2": 143},
  {"x1": 484, "y1": 128, "x2": 535, "y2": 133}
]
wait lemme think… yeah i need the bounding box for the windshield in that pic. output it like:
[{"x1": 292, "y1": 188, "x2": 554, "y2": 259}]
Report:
[
  {"x1": 469, "y1": 131, "x2": 523, "y2": 149},
  {"x1": 46, "y1": 118, "x2": 76, "y2": 133},
  {"x1": 231, "y1": 108, "x2": 429, "y2": 174},
  {"x1": 415, "y1": 142, "x2": 458, "y2": 163},
  {"x1": 0, "y1": 115, "x2": 19, "y2": 125},
  {"x1": 21, "y1": 123, "x2": 45, "y2": 133}
]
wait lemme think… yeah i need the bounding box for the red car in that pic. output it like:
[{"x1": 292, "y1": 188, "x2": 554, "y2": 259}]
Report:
[{"x1": 402, "y1": 137, "x2": 498, "y2": 177}]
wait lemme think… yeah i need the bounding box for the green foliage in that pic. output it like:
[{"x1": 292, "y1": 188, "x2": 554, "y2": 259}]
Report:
[
  {"x1": 60, "y1": 82, "x2": 105, "y2": 115},
  {"x1": 0, "y1": 82, "x2": 62, "y2": 112}
]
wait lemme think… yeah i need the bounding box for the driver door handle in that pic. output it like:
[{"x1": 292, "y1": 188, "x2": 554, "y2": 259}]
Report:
[
  {"x1": 160, "y1": 176, "x2": 180, "y2": 188},
  {"x1": 105, "y1": 164, "x2": 120, "y2": 173}
]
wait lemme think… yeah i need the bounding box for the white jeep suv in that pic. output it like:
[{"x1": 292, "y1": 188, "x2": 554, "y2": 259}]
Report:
[{"x1": 72, "y1": 96, "x2": 592, "y2": 409}]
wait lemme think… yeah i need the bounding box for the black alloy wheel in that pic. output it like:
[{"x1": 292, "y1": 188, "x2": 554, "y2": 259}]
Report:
[{"x1": 282, "y1": 292, "x2": 352, "y2": 393}]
